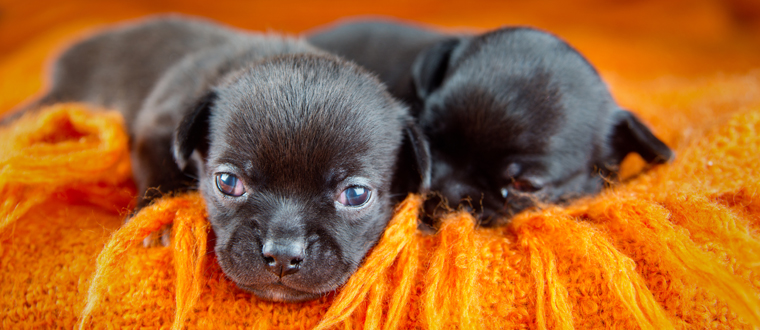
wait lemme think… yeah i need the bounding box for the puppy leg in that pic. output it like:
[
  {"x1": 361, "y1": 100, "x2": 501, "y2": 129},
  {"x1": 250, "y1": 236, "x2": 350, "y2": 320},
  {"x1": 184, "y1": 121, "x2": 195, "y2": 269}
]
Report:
[
  {"x1": 606, "y1": 110, "x2": 674, "y2": 169},
  {"x1": 130, "y1": 125, "x2": 193, "y2": 247}
]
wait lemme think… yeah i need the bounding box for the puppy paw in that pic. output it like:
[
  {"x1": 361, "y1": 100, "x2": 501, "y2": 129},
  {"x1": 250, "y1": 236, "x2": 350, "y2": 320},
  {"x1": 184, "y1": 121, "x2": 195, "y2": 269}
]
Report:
[{"x1": 142, "y1": 224, "x2": 172, "y2": 247}]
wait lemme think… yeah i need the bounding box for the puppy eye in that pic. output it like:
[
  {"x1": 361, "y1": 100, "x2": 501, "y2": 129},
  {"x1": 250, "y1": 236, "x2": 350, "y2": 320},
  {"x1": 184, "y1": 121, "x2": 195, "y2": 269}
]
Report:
[
  {"x1": 216, "y1": 173, "x2": 245, "y2": 197},
  {"x1": 338, "y1": 186, "x2": 371, "y2": 207}
]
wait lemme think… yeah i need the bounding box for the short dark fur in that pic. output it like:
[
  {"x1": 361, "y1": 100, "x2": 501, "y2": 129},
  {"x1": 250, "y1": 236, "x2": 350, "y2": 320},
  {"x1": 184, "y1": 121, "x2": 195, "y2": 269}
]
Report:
[
  {"x1": 6, "y1": 16, "x2": 430, "y2": 302},
  {"x1": 309, "y1": 19, "x2": 674, "y2": 225}
]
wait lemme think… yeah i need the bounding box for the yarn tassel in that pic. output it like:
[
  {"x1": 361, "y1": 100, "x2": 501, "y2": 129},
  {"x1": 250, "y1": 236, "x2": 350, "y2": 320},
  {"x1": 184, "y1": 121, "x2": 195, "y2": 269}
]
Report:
[
  {"x1": 364, "y1": 278, "x2": 389, "y2": 329},
  {"x1": 513, "y1": 211, "x2": 673, "y2": 330},
  {"x1": 171, "y1": 202, "x2": 209, "y2": 330},
  {"x1": 584, "y1": 197, "x2": 760, "y2": 327},
  {"x1": 522, "y1": 234, "x2": 573, "y2": 330},
  {"x1": 421, "y1": 211, "x2": 483, "y2": 330},
  {"x1": 78, "y1": 194, "x2": 205, "y2": 329},
  {"x1": 313, "y1": 194, "x2": 423, "y2": 330},
  {"x1": 383, "y1": 234, "x2": 421, "y2": 330}
]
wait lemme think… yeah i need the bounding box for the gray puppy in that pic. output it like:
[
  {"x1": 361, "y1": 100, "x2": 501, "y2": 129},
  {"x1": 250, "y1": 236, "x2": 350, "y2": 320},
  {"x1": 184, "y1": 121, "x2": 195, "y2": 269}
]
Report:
[
  {"x1": 7, "y1": 16, "x2": 430, "y2": 302},
  {"x1": 309, "y1": 20, "x2": 673, "y2": 225}
]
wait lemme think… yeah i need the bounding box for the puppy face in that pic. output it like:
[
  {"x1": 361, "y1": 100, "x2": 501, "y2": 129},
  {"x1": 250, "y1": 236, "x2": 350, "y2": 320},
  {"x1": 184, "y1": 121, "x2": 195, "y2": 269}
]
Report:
[
  {"x1": 174, "y1": 54, "x2": 426, "y2": 302},
  {"x1": 413, "y1": 28, "x2": 673, "y2": 224}
]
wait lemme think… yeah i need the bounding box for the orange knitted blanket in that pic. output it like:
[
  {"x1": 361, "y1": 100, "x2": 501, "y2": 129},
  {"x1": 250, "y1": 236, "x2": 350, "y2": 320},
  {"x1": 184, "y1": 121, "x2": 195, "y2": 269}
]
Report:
[{"x1": 2, "y1": 1, "x2": 760, "y2": 329}]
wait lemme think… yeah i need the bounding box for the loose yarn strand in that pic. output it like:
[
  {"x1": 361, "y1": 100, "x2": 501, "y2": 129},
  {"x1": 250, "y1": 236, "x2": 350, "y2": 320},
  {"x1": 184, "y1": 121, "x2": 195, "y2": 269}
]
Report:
[
  {"x1": 422, "y1": 211, "x2": 484, "y2": 330},
  {"x1": 364, "y1": 278, "x2": 389, "y2": 329},
  {"x1": 524, "y1": 236, "x2": 573, "y2": 330},
  {"x1": 171, "y1": 203, "x2": 209, "y2": 330},
  {"x1": 78, "y1": 195, "x2": 201, "y2": 329},
  {"x1": 514, "y1": 212, "x2": 674, "y2": 330},
  {"x1": 313, "y1": 194, "x2": 423, "y2": 330},
  {"x1": 587, "y1": 198, "x2": 760, "y2": 327},
  {"x1": 382, "y1": 236, "x2": 421, "y2": 330}
]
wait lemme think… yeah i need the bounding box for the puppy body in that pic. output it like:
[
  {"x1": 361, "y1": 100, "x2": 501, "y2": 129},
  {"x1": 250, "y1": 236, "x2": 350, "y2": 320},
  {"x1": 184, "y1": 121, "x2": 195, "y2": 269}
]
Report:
[
  {"x1": 309, "y1": 20, "x2": 673, "y2": 224},
  {"x1": 309, "y1": 21, "x2": 446, "y2": 107},
  {"x1": 22, "y1": 17, "x2": 316, "y2": 204},
  {"x1": 14, "y1": 16, "x2": 429, "y2": 302}
]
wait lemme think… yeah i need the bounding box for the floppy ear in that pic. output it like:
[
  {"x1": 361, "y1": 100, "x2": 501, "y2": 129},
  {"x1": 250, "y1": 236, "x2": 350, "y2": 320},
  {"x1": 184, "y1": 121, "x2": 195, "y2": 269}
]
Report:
[
  {"x1": 391, "y1": 119, "x2": 432, "y2": 199},
  {"x1": 411, "y1": 38, "x2": 460, "y2": 100},
  {"x1": 173, "y1": 91, "x2": 217, "y2": 171},
  {"x1": 605, "y1": 109, "x2": 674, "y2": 168}
]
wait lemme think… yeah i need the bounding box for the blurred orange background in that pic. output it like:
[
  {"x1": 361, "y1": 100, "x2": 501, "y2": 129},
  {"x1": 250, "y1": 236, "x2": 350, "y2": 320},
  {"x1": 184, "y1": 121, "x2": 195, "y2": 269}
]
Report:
[
  {"x1": 2, "y1": 0, "x2": 760, "y2": 88},
  {"x1": 1, "y1": 0, "x2": 760, "y2": 154}
]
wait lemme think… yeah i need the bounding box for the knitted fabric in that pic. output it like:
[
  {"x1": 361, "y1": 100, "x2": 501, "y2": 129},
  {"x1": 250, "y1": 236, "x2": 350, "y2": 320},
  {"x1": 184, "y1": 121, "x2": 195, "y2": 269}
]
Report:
[{"x1": 2, "y1": 1, "x2": 760, "y2": 329}]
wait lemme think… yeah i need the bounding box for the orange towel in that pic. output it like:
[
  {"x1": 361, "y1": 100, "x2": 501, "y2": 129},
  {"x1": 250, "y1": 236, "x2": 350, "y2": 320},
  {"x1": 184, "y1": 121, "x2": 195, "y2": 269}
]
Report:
[{"x1": 2, "y1": 1, "x2": 760, "y2": 329}]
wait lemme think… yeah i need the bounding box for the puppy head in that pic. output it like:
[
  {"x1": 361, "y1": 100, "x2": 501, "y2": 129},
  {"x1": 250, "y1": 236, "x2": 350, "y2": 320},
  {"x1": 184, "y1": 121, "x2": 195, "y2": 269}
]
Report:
[
  {"x1": 412, "y1": 27, "x2": 673, "y2": 225},
  {"x1": 173, "y1": 54, "x2": 429, "y2": 302}
]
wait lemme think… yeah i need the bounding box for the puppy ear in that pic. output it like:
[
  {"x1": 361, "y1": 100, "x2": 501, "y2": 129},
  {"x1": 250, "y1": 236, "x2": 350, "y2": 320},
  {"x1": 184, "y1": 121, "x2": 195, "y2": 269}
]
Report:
[
  {"x1": 392, "y1": 119, "x2": 432, "y2": 199},
  {"x1": 173, "y1": 91, "x2": 217, "y2": 171},
  {"x1": 411, "y1": 38, "x2": 460, "y2": 99},
  {"x1": 605, "y1": 109, "x2": 674, "y2": 168}
]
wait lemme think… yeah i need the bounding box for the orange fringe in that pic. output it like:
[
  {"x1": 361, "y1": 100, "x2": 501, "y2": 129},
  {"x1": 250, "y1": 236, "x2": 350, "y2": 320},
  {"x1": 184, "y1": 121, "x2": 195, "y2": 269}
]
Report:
[
  {"x1": 77, "y1": 193, "x2": 208, "y2": 330},
  {"x1": 170, "y1": 200, "x2": 209, "y2": 330},
  {"x1": 513, "y1": 209, "x2": 674, "y2": 330},
  {"x1": 421, "y1": 212, "x2": 483, "y2": 330},
  {"x1": 2, "y1": 104, "x2": 760, "y2": 330},
  {"x1": 313, "y1": 194, "x2": 423, "y2": 330},
  {"x1": 578, "y1": 196, "x2": 760, "y2": 326}
]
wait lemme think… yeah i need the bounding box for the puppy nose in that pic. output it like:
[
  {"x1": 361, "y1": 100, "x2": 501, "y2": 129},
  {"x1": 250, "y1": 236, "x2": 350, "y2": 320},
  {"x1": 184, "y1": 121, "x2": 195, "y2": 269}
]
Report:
[
  {"x1": 441, "y1": 182, "x2": 480, "y2": 207},
  {"x1": 261, "y1": 240, "x2": 304, "y2": 277}
]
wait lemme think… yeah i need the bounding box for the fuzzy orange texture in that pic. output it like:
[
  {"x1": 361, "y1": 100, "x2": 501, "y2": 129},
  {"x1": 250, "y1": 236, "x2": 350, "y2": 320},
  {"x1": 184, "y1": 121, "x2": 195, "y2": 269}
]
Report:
[
  {"x1": 1, "y1": 102, "x2": 760, "y2": 329},
  {"x1": 2, "y1": 1, "x2": 760, "y2": 329}
]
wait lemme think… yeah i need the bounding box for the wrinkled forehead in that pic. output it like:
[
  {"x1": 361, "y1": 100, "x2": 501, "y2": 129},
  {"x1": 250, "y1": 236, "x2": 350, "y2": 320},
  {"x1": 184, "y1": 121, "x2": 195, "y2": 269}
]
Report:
[
  {"x1": 206, "y1": 62, "x2": 405, "y2": 190},
  {"x1": 215, "y1": 110, "x2": 381, "y2": 177},
  {"x1": 427, "y1": 68, "x2": 562, "y2": 148},
  {"x1": 422, "y1": 76, "x2": 564, "y2": 165}
]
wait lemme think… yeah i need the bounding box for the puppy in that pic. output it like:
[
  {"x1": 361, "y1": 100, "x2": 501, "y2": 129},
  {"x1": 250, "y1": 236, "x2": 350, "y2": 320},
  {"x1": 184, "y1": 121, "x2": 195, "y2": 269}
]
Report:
[
  {"x1": 8, "y1": 16, "x2": 430, "y2": 302},
  {"x1": 309, "y1": 20, "x2": 673, "y2": 225}
]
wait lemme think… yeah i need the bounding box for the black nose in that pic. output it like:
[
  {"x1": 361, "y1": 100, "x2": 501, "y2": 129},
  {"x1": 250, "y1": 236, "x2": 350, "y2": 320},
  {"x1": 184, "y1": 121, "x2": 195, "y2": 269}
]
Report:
[
  {"x1": 439, "y1": 180, "x2": 479, "y2": 205},
  {"x1": 261, "y1": 240, "x2": 304, "y2": 277}
]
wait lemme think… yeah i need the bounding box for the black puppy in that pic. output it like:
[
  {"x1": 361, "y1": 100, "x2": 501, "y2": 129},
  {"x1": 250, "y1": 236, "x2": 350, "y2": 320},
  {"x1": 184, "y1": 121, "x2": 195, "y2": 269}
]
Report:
[
  {"x1": 8, "y1": 16, "x2": 429, "y2": 302},
  {"x1": 309, "y1": 19, "x2": 673, "y2": 225}
]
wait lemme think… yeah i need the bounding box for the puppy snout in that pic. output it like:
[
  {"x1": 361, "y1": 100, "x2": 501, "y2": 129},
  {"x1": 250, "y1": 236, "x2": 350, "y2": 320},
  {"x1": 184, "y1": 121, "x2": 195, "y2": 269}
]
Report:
[
  {"x1": 440, "y1": 181, "x2": 481, "y2": 208},
  {"x1": 261, "y1": 240, "x2": 304, "y2": 278}
]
